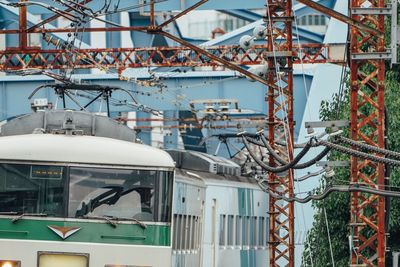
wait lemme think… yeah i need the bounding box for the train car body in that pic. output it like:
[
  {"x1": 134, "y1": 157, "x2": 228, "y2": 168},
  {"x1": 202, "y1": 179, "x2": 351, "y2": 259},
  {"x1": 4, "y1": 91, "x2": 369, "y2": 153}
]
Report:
[
  {"x1": 168, "y1": 150, "x2": 269, "y2": 267},
  {"x1": 0, "y1": 110, "x2": 269, "y2": 267},
  {"x1": 0, "y1": 111, "x2": 175, "y2": 267}
]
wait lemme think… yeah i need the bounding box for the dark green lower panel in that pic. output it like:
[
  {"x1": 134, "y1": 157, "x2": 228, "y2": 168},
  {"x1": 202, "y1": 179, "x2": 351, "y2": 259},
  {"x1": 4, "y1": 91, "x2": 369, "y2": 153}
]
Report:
[{"x1": 0, "y1": 218, "x2": 170, "y2": 246}]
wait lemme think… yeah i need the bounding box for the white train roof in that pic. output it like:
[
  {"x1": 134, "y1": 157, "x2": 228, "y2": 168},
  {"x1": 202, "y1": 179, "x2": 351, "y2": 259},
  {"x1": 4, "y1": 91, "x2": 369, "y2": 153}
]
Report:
[
  {"x1": 0, "y1": 134, "x2": 174, "y2": 168},
  {"x1": 166, "y1": 149, "x2": 241, "y2": 176}
]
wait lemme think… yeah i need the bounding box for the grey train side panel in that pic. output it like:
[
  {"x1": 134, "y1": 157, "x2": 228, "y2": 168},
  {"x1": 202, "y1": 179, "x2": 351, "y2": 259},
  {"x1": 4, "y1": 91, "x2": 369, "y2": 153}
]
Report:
[{"x1": 169, "y1": 150, "x2": 269, "y2": 267}]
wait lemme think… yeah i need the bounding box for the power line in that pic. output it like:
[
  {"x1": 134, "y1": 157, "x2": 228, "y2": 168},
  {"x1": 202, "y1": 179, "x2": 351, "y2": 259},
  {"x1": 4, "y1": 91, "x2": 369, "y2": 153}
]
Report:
[{"x1": 256, "y1": 179, "x2": 400, "y2": 204}]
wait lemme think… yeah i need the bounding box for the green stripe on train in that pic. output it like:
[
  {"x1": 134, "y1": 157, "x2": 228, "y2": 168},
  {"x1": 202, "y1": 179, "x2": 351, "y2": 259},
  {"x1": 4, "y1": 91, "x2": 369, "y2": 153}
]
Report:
[{"x1": 0, "y1": 218, "x2": 170, "y2": 246}]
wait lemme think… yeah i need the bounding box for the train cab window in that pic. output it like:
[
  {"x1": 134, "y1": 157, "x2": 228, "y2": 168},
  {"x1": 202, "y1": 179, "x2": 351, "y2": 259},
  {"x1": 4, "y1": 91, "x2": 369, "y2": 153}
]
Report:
[
  {"x1": 0, "y1": 163, "x2": 66, "y2": 217},
  {"x1": 69, "y1": 167, "x2": 173, "y2": 222}
]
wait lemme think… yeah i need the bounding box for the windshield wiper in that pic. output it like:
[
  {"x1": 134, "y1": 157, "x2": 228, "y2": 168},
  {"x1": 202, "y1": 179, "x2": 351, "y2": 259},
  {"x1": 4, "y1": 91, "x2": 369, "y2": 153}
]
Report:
[
  {"x1": 0, "y1": 211, "x2": 18, "y2": 215},
  {"x1": 82, "y1": 215, "x2": 118, "y2": 228},
  {"x1": 81, "y1": 215, "x2": 147, "y2": 229},
  {"x1": 12, "y1": 213, "x2": 47, "y2": 223},
  {"x1": 110, "y1": 216, "x2": 147, "y2": 229}
]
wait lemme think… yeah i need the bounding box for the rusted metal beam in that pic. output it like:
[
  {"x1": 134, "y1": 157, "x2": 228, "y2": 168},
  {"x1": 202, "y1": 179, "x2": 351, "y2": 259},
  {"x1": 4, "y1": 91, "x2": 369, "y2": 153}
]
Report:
[
  {"x1": 0, "y1": 43, "x2": 341, "y2": 71},
  {"x1": 296, "y1": 0, "x2": 384, "y2": 38},
  {"x1": 150, "y1": 0, "x2": 155, "y2": 27},
  {"x1": 155, "y1": 30, "x2": 275, "y2": 87},
  {"x1": 0, "y1": 26, "x2": 149, "y2": 34},
  {"x1": 19, "y1": 0, "x2": 28, "y2": 49}
]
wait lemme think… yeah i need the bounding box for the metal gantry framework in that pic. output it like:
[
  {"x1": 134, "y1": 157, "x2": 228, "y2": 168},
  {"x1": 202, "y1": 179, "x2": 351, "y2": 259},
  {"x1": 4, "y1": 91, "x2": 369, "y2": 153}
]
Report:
[
  {"x1": 266, "y1": 1, "x2": 294, "y2": 266},
  {"x1": 0, "y1": 44, "x2": 340, "y2": 71},
  {"x1": 0, "y1": 0, "x2": 395, "y2": 266},
  {"x1": 349, "y1": 0, "x2": 386, "y2": 266}
]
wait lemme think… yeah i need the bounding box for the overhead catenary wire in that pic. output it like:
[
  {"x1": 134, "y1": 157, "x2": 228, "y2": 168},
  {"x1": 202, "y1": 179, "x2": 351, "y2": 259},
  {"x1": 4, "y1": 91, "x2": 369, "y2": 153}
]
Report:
[
  {"x1": 319, "y1": 139, "x2": 400, "y2": 167},
  {"x1": 259, "y1": 134, "x2": 288, "y2": 165},
  {"x1": 242, "y1": 135, "x2": 314, "y2": 173},
  {"x1": 246, "y1": 133, "x2": 400, "y2": 169},
  {"x1": 243, "y1": 134, "x2": 332, "y2": 170},
  {"x1": 256, "y1": 178, "x2": 400, "y2": 204},
  {"x1": 336, "y1": 135, "x2": 400, "y2": 160},
  {"x1": 229, "y1": 131, "x2": 327, "y2": 148}
]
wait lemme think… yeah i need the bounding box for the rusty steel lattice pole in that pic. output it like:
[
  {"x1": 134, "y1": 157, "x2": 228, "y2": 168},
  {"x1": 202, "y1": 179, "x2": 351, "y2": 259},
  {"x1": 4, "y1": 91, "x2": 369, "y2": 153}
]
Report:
[
  {"x1": 19, "y1": 0, "x2": 28, "y2": 49},
  {"x1": 266, "y1": 0, "x2": 295, "y2": 266},
  {"x1": 349, "y1": 0, "x2": 386, "y2": 266}
]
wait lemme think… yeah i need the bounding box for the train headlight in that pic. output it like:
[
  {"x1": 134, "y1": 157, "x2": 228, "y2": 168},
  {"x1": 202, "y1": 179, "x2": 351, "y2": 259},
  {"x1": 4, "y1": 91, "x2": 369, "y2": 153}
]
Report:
[
  {"x1": 38, "y1": 252, "x2": 89, "y2": 267},
  {"x1": 0, "y1": 261, "x2": 21, "y2": 267}
]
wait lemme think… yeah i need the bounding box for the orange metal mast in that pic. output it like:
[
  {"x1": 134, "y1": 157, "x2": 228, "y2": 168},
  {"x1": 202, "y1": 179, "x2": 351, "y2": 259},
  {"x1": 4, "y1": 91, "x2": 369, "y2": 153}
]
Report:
[
  {"x1": 349, "y1": 0, "x2": 386, "y2": 266},
  {"x1": 266, "y1": 0, "x2": 295, "y2": 266}
]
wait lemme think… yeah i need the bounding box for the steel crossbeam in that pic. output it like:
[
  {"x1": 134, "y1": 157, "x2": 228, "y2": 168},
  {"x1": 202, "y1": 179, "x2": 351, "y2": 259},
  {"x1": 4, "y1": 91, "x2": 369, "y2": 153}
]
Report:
[{"x1": 0, "y1": 43, "x2": 341, "y2": 72}]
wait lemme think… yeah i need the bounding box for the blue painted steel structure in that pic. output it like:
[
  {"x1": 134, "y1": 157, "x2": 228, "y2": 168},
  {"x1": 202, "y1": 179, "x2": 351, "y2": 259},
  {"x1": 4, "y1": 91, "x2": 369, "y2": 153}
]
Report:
[{"x1": 0, "y1": 71, "x2": 312, "y2": 136}]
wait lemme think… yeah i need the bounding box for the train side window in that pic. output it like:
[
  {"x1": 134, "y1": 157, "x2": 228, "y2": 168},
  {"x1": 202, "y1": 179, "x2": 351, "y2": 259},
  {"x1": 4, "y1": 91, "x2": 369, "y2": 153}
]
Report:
[
  {"x1": 188, "y1": 215, "x2": 193, "y2": 251},
  {"x1": 172, "y1": 214, "x2": 178, "y2": 250},
  {"x1": 258, "y1": 217, "x2": 265, "y2": 248},
  {"x1": 235, "y1": 216, "x2": 242, "y2": 247},
  {"x1": 183, "y1": 215, "x2": 188, "y2": 251},
  {"x1": 219, "y1": 214, "x2": 226, "y2": 246},
  {"x1": 191, "y1": 216, "x2": 197, "y2": 251},
  {"x1": 196, "y1": 216, "x2": 203, "y2": 250},
  {"x1": 265, "y1": 217, "x2": 269, "y2": 246},
  {"x1": 251, "y1": 216, "x2": 257, "y2": 248},
  {"x1": 242, "y1": 216, "x2": 250, "y2": 248},
  {"x1": 227, "y1": 215, "x2": 234, "y2": 247},
  {"x1": 177, "y1": 214, "x2": 183, "y2": 251}
]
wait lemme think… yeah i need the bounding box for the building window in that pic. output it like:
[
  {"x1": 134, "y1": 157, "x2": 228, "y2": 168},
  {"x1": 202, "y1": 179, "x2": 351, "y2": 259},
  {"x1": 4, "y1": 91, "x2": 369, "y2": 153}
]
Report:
[
  {"x1": 301, "y1": 16, "x2": 307, "y2": 25},
  {"x1": 296, "y1": 14, "x2": 328, "y2": 27}
]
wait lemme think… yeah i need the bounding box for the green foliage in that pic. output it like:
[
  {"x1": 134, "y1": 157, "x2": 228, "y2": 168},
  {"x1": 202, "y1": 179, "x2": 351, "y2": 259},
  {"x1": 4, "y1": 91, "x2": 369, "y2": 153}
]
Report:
[
  {"x1": 302, "y1": 69, "x2": 400, "y2": 266},
  {"x1": 302, "y1": 86, "x2": 351, "y2": 267}
]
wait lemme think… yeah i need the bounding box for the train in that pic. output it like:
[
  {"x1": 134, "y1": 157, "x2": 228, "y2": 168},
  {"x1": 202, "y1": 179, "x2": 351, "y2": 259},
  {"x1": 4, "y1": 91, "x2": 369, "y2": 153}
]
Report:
[{"x1": 0, "y1": 110, "x2": 268, "y2": 267}]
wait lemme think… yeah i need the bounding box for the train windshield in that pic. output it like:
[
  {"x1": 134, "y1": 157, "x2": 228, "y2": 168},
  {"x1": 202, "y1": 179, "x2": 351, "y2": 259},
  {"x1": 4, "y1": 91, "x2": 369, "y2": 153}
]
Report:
[
  {"x1": 0, "y1": 163, "x2": 173, "y2": 223},
  {"x1": 69, "y1": 167, "x2": 173, "y2": 222}
]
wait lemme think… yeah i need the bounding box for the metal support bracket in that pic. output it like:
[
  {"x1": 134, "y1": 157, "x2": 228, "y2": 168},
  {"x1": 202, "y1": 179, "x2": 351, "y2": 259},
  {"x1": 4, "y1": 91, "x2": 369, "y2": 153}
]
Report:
[
  {"x1": 305, "y1": 120, "x2": 349, "y2": 129},
  {"x1": 316, "y1": 161, "x2": 350, "y2": 167},
  {"x1": 351, "y1": 50, "x2": 393, "y2": 60},
  {"x1": 391, "y1": 0, "x2": 398, "y2": 65},
  {"x1": 352, "y1": 6, "x2": 392, "y2": 15}
]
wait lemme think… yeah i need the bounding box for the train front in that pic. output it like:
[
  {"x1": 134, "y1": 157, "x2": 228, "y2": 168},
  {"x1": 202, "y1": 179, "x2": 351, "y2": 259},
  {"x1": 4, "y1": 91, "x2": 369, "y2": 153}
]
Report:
[{"x1": 0, "y1": 111, "x2": 175, "y2": 267}]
